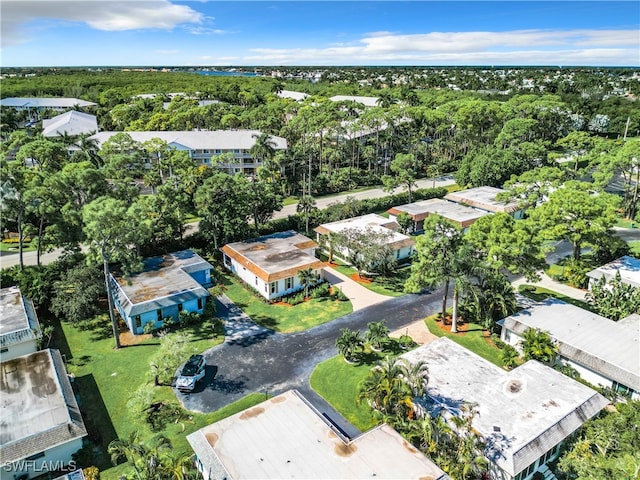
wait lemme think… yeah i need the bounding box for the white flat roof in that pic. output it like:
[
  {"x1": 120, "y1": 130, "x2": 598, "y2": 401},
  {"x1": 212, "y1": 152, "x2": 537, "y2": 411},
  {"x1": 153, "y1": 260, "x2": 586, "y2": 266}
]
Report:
[
  {"x1": 501, "y1": 297, "x2": 640, "y2": 391},
  {"x1": 444, "y1": 186, "x2": 520, "y2": 213},
  {"x1": 0, "y1": 97, "x2": 96, "y2": 108},
  {"x1": 0, "y1": 286, "x2": 40, "y2": 348},
  {"x1": 0, "y1": 349, "x2": 87, "y2": 463},
  {"x1": 389, "y1": 198, "x2": 490, "y2": 225},
  {"x1": 401, "y1": 338, "x2": 608, "y2": 477},
  {"x1": 314, "y1": 214, "x2": 414, "y2": 248},
  {"x1": 586, "y1": 255, "x2": 640, "y2": 288},
  {"x1": 89, "y1": 130, "x2": 287, "y2": 151},
  {"x1": 329, "y1": 95, "x2": 379, "y2": 107},
  {"x1": 187, "y1": 389, "x2": 448, "y2": 479}
]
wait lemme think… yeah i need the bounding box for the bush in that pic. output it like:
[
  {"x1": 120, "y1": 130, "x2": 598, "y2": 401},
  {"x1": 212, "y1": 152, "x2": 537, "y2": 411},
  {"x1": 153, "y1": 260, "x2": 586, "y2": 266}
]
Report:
[
  {"x1": 332, "y1": 287, "x2": 349, "y2": 302},
  {"x1": 143, "y1": 322, "x2": 155, "y2": 335},
  {"x1": 309, "y1": 281, "x2": 330, "y2": 298}
]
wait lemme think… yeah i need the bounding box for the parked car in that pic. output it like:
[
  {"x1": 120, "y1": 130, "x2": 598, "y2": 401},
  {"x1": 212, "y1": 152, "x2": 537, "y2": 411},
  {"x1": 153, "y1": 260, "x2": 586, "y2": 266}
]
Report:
[{"x1": 176, "y1": 354, "x2": 206, "y2": 393}]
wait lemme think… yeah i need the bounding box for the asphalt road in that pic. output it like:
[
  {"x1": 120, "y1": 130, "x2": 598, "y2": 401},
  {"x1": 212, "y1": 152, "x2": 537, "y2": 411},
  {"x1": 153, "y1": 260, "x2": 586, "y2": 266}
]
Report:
[{"x1": 177, "y1": 289, "x2": 444, "y2": 433}]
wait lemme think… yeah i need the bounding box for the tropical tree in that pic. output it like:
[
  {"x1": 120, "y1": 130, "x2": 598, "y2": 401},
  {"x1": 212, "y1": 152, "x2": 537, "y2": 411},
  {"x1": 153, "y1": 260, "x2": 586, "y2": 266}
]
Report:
[
  {"x1": 296, "y1": 194, "x2": 316, "y2": 234},
  {"x1": 364, "y1": 320, "x2": 390, "y2": 351},
  {"x1": 586, "y1": 271, "x2": 640, "y2": 321},
  {"x1": 298, "y1": 267, "x2": 316, "y2": 298},
  {"x1": 0, "y1": 162, "x2": 33, "y2": 270},
  {"x1": 149, "y1": 332, "x2": 192, "y2": 386},
  {"x1": 382, "y1": 153, "x2": 418, "y2": 202},
  {"x1": 520, "y1": 328, "x2": 558, "y2": 364},
  {"x1": 335, "y1": 328, "x2": 365, "y2": 363},
  {"x1": 332, "y1": 226, "x2": 395, "y2": 277}
]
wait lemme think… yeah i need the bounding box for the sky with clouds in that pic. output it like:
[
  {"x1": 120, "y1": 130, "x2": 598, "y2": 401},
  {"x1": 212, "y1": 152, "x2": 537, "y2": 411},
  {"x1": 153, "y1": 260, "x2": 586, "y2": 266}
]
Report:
[{"x1": 1, "y1": 1, "x2": 638, "y2": 67}]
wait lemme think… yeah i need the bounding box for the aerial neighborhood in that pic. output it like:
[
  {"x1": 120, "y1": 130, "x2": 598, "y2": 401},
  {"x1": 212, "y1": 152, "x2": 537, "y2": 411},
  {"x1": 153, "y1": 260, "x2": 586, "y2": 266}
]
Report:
[{"x1": 1, "y1": 65, "x2": 639, "y2": 480}]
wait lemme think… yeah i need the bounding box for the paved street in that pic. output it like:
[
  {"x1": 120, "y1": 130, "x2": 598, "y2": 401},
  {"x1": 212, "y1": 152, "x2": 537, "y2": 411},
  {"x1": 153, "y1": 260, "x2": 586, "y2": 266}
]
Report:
[{"x1": 176, "y1": 289, "x2": 443, "y2": 436}]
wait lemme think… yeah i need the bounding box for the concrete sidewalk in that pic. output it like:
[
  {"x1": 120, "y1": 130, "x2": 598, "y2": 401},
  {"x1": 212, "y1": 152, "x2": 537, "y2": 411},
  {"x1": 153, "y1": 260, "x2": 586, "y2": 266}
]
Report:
[
  {"x1": 511, "y1": 271, "x2": 588, "y2": 301},
  {"x1": 322, "y1": 266, "x2": 392, "y2": 311}
]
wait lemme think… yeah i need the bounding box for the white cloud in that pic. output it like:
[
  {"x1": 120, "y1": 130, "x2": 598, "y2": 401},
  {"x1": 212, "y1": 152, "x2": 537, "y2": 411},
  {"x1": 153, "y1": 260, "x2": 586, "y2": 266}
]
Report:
[
  {"x1": 242, "y1": 29, "x2": 639, "y2": 66},
  {"x1": 1, "y1": 0, "x2": 203, "y2": 47}
]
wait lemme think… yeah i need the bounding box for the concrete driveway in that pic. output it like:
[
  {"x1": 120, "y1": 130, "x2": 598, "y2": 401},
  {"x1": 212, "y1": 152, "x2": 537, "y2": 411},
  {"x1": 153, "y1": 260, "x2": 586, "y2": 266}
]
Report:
[{"x1": 322, "y1": 266, "x2": 391, "y2": 311}]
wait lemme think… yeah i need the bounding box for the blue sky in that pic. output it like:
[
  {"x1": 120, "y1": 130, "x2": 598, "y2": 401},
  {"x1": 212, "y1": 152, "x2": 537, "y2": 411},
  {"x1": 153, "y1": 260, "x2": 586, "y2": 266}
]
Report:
[{"x1": 1, "y1": 1, "x2": 638, "y2": 67}]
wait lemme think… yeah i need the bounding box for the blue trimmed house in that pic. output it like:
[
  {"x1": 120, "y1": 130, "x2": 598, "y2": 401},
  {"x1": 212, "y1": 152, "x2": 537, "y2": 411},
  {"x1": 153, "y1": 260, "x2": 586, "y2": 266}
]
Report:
[{"x1": 110, "y1": 250, "x2": 214, "y2": 335}]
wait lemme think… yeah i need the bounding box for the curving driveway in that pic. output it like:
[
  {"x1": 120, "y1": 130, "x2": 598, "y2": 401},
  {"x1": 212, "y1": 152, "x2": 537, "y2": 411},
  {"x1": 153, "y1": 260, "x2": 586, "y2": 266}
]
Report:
[{"x1": 176, "y1": 289, "x2": 443, "y2": 436}]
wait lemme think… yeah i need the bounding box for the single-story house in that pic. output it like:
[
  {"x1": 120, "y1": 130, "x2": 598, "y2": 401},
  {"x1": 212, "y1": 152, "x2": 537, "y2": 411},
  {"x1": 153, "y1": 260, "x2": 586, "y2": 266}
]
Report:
[
  {"x1": 0, "y1": 286, "x2": 41, "y2": 362},
  {"x1": 277, "y1": 90, "x2": 309, "y2": 101},
  {"x1": 0, "y1": 97, "x2": 97, "y2": 112},
  {"x1": 221, "y1": 230, "x2": 325, "y2": 300},
  {"x1": 388, "y1": 198, "x2": 491, "y2": 233},
  {"x1": 89, "y1": 130, "x2": 287, "y2": 176},
  {"x1": 110, "y1": 250, "x2": 214, "y2": 335},
  {"x1": 42, "y1": 111, "x2": 98, "y2": 139},
  {"x1": 586, "y1": 255, "x2": 640, "y2": 290},
  {"x1": 0, "y1": 349, "x2": 87, "y2": 480},
  {"x1": 444, "y1": 186, "x2": 524, "y2": 219},
  {"x1": 329, "y1": 95, "x2": 380, "y2": 107},
  {"x1": 187, "y1": 389, "x2": 450, "y2": 480},
  {"x1": 498, "y1": 297, "x2": 640, "y2": 400},
  {"x1": 401, "y1": 337, "x2": 609, "y2": 480},
  {"x1": 314, "y1": 213, "x2": 415, "y2": 265}
]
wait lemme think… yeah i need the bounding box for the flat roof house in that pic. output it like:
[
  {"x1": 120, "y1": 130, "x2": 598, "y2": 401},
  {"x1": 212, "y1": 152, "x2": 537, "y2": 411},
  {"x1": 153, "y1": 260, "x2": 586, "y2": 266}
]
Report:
[
  {"x1": 0, "y1": 286, "x2": 41, "y2": 362},
  {"x1": 314, "y1": 213, "x2": 415, "y2": 264},
  {"x1": 586, "y1": 255, "x2": 640, "y2": 289},
  {"x1": 445, "y1": 186, "x2": 524, "y2": 219},
  {"x1": 0, "y1": 349, "x2": 87, "y2": 480},
  {"x1": 499, "y1": 297, "x2": 640, "y2": 400},
  {"x1": 388, "y1": 198, "x2": 491, "y2": 233},
  {"x1": 110, "y1": 250, "x2": 214, "y2": 335},
  {"x1": 89, "y1": 130, "x2": 287, "y2": 176},
  {"x1": 0, "y1": 97, "x2": 97, "y2": 111},
  {"x1": 401, "y1": 338, "x2": 609, "y2": 480},
  {"x1": 221, "y1": 230, "x2": 325, "y2": 301},
  {"x1": 187, "y1": 389, "x2": 450, "y2": 480},
  {"x1": 329, "y1": 95, "x2": 380, "y2": 107}
]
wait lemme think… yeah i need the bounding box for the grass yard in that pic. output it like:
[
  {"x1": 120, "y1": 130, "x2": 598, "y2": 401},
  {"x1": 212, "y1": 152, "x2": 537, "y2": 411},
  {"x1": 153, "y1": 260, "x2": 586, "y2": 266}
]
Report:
[
  {"x1": 329, "y1": 263, "x2": 409, "y2": 297},
  {"x1": 629, "y1": 241, "x2": 640, "y2": 257},
  {"x1": 517, "y1": 284, "x2": 596, "y2": 312},
  {"x1": 56, "y1": 314, "x2": 265, "y2": 479},
  {"x1": 0, "y1": 242, "x2": 36, "y2": 253},
  {"x1": 220, "y1": 271, "x2": 353, "y2": 333},
  {"x1": 310, "y1": 355, "x2": 379, "y2": 432},
  {"x1": 424, "y1": 316, "x2": 504, "y2": 368}
]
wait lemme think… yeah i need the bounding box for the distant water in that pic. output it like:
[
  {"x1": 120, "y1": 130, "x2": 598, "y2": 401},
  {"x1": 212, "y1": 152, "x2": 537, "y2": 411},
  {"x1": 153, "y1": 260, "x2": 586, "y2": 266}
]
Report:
[{"x1": 196, "y1": 70, "x2": 258, "y2": 77}]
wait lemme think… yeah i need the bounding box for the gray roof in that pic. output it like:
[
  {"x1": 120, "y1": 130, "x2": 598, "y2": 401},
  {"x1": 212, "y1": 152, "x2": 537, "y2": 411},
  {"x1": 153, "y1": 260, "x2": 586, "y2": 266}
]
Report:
[
  {"x1": 586, "y1": 255, "x2": 640, "y2": 288},
  {"x1": 0, "y1": 349, "x2": 87, "y2": 464},
  {"x1": 89, "y1": 130, "x2": 287, "y2": 151},
  {"x1": 221, "y1": 231, "x2": 324, "y2": 282},
  {"x1": 42, "y1": 111, "x2": 98, "y2": 138},
  {"x1": 388, "y1": 198, "x2": 490, "y2": 225},
  {"x1": 401, "y1": 338, "x2": 608, "y2": 477},
  {"x1": 111, "y1": 250, "x2": 212, "y2": 317},
  {"x1": 0, "y1": 286, "x2": 41, "y2": 348},
  {"x1": 444, "y1": 186, "x2": 520, "y2": 213},
  {"x1": 187, "y1": 389, "x2": 449, "y2": 480},
  {"x1": 0, "y1": 97, "x2": 96, "y2": 108},
  {"x1": 500, "y1": 297, "x2": 640, "y2": 391}
]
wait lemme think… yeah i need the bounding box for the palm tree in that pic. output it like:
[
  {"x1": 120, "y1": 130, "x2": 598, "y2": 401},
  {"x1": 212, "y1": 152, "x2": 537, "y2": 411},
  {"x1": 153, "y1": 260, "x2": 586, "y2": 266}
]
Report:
[
  {"x1": 298, "y1": 267, "x2": 315, "y2": 298},
  {"x1": 365, "y1": 320, "x2": 390, "y2": 351},
  {"x1": 335, "y1": 328, "x2": 364, "y2": 363},
  {"x1": 250, "y1": 133, "x2": 277, "y2": 168},
  {"x1": 521, "y1": 328, "x2": 558, "y2": 364},
  {"x1": 296, "y1": 194, "x2": 316, "y2": 234}
]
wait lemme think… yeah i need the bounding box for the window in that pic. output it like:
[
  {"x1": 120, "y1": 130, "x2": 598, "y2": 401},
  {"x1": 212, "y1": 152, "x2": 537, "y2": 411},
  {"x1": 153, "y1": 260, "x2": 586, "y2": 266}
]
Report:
[
  {"x1": 285, "y1": 277, "x2": 294, "y2": 290},
  {"x1": 197, "y1": 298, "x2": 203, "y2": 310},
  {"x1": 396, "y1": 249, "x2": 400, "y2": 259},
  {"x1": 0, "y1": 348, "x2": 7, "y2": 354},
  {"x1": 157, "y1": 309, "x2": 163, "y2": 321},
  {"x1": 178, "y1": 303, "x2": 183, "y2": 312},
  {"x1": 515, "y1": 461, "x2": 536, "y2": 480},
  {"x1": 270, "y1": 282, "x2": 279, "y2": 295},
  {"x1": 134, "y1": 315, "x2": 141, "y2": 329},
  {"x1": 613, "y1": 381, "x2": 633, "y2": 397}
]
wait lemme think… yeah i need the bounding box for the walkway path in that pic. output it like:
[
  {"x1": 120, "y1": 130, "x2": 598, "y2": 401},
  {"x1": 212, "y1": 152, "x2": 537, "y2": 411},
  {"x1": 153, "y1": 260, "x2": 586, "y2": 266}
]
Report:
[
  {"x1": 321, "y1": 266, "x2": 391, "y2": 311},
  {"x1": 511, "y1": 271, "x2": 588, "y2": 301}
]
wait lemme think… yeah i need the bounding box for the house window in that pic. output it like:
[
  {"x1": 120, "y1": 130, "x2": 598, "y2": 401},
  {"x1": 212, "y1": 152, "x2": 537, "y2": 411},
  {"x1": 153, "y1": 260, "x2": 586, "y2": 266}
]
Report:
[
  {"x1": 285, "y1": 277, "x2": 294, "y2": 290},
  {"x1": 613, "y1": 381, "x2": 633, "y2": 397},
  {"x1": 515, "y1": 461, "x2": 537, "y2": 480},
  {"x1": 134, "y1": 315, "x2": 141, "y2": 329},
  {"x1": 157, "y1": 309, "x2": 163, "y2": 321},
  {"x1": 270, "y1": 282, "x2": 279, "y2": 295},
  {"x1": 396, "y1": 249, "x2": 400, "y2": 259},
  {"x1": 178, "y1": 303, "x2": 183, "y2": 312},
  {"x1": 197, "y1": 298, "x2": 203, "y2": 310},
  {"x1": 214, "y1": 149, "x2": 221, "y2": 154},
  {"x1": 0, "y1": 348, "x2": 7, "y2": 354}
]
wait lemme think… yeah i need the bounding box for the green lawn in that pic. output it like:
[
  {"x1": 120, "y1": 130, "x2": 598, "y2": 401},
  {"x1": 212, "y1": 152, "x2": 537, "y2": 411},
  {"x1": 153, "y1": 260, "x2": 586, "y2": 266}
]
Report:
[
  {"x1": 328, "y1": 264, "x2": 409, "y2": 297},
  {"x1": 425, "y1": 316, "x2": 504, "y2": 368},
  {"x1": 517, "y1": 284, "x2": 596, "y2": 312},
  {"x1": 629, "y1": 241, "x2": 640, "y2": 257},
  {"x1": 310, "y1": 355, "x2": 379, "y2": 432},
  {"x1": 56, "y1": 314, "x2": 266, "y2": 479},
  {"x1": 0, "y1": 242, "x2": 36, "y2": 253},
  {"x1": 220, "y1": 271, "x2": 353, "y2": 332}
]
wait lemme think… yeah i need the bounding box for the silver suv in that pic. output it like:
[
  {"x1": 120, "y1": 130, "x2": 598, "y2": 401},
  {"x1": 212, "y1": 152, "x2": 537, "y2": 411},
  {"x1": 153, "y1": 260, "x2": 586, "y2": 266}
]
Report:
[{"x1": 176, "y1": 354, "x2": 206, "y2": 393}]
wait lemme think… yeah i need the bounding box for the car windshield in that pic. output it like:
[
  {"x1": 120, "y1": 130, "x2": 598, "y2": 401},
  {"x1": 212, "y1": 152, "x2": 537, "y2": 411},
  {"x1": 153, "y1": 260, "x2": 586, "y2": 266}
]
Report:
[{"x1": 182, "y1": 357, "x2": 202, "y2": 376}]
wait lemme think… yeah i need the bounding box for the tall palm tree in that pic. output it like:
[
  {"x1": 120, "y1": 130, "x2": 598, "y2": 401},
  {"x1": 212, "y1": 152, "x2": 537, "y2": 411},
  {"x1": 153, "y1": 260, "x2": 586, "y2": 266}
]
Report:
[
  {"x1": 365, "y1": 320, "x2": 390, "y2": 351},
  {"x1": 296, "y1": 194, "x2": 316, "y2": 234},
  {"x1": 298, "y1": 267, "x2": 315, "y2": 298}
]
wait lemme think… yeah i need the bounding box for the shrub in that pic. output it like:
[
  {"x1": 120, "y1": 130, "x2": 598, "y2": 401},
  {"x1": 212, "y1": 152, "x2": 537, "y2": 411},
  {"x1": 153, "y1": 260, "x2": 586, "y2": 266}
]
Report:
[
  {"x1": 310, "y1": 282, "x2": 330, "y2": 298},
  {"x1": 143, "y1": 322, "x2": 155, "y2": 335},
  {"x1": 332, "y1": 287, "x2": 349, "y2": 302}
]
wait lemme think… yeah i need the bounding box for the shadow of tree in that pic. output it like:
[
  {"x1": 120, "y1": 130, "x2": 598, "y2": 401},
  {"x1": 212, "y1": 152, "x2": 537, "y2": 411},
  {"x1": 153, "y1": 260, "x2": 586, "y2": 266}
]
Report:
[{"x1": 208, "y1": 373, "x2": 249, "y2": 394}]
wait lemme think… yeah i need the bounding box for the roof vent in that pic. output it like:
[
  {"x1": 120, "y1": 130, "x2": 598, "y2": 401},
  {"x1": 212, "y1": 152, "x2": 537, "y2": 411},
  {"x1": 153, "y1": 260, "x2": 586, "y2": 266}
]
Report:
[
  {"x1": 493, "y1": 425, "x2": 501, "y2": 432},
  {"x1": 505, "y1": 379, "x2": 523, "y2": 394}
]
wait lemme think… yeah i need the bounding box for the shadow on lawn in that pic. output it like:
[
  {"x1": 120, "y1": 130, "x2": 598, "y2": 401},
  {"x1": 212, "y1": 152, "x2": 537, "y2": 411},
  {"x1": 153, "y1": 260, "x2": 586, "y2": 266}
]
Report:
[{"x1": 74, "y1": 374, "x2": 118, "y2": 471}]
